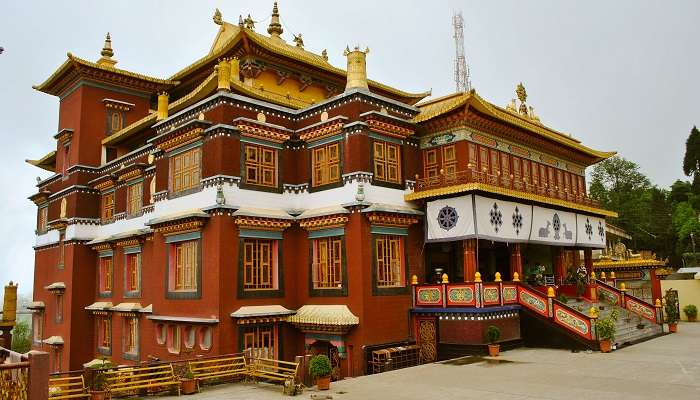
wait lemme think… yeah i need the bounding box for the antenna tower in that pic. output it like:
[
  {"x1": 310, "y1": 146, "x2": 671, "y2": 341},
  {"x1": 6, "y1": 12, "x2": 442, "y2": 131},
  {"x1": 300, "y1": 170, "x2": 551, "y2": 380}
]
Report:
[{"x1": 452, "y1": 11, "x2": 471, "y2": 92}]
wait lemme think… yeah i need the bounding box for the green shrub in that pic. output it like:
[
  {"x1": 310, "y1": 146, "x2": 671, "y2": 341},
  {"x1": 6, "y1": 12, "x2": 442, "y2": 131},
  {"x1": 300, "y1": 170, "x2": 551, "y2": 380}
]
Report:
[
  {"x1": 486, "y1": 325, "x2": 501, "y2": 344},
  {"x1": 683, "y1": 304, "x2": 697, "y2": 319},
  {"x1": 610, "y1": 309, "x2": 619, "y2": 322},
  {"x1": 11, "y1": 321, "x2": 31, "y2": 354},
  {"x1": 664, "y1": 290, "x2": 680, "y2": 323},
  {"x1": 91, "y1": 372, "x2": 107, "y2": 391},
  {"x1": 309, "y1": 355, "x2": 332, "y2": 378},
  {"x1": 596, "y1": 317, "x2": 616, "y2": 341},
  {"x1": 557, "y1": 294, "x2": 569, "y2": 304}
]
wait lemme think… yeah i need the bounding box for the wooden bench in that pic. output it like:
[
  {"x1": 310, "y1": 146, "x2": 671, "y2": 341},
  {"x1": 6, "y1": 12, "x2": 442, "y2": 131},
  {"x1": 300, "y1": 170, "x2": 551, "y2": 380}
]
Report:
[
  {"x1": 188, "y1": 355, "x2": 248, "y2": 391},
  {"x1": 103, "y1": 363, "x2": 180, "y2": 397},
  {"x1": 248, "y1": 358, "x2": 299, "y2": 386},
  {"x1": 48, "y1": 375, "x2": 89, "y2": 399}
]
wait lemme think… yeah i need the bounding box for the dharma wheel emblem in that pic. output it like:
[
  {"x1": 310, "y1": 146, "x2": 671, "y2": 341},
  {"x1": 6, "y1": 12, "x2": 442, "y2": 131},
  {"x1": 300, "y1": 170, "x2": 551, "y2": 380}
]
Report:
[
  {"x1": 489, "y1": 203, "x2": 503, "y2": 233},
  {"x1": 552, "y1": 213, "x2": 561, "y2": 240},
  {"x1": 512, "y1": 206, "x2": 523, "y2": 235},
  {"x1": 437, "y1": 206, "x2": 459, "y2": 231}
]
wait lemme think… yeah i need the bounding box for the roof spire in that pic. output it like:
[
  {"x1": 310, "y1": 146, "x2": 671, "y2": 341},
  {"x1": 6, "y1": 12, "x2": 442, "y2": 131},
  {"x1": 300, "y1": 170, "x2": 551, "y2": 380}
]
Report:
[
  {"x1": 97, "y1": 32, "x2": 117, "y2": 67},
  {"x1": 213, "y1": 8, "x2": 223, "y2": 25},
  {"x1": 267, "y1": 1, "x2": 284, "y2": 39}
]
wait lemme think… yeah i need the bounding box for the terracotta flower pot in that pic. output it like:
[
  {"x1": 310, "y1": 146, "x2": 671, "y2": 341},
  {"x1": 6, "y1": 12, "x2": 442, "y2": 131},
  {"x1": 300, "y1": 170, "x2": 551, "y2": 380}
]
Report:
[
  {"x1": 488, "y1": 344, "x2": 500, "y2": 357},
  {"x1": 181, "y1": 378, "x2": 197, "y2": 395},
  {"x1": 599, "y1": 340, "x2": 612, "y2": 353},
  {"x1": 688, "y1": 316, "x2": 697, "y2": 322},
  {"x1": 669, "y1": 322, "x2": 678, "y2": 333},
  {"x1": 316, "y1": 375, "x2": 331, "y2": 390},
  {"x1": 90, "y1": 390, "x2": 108, "y2": 400}
]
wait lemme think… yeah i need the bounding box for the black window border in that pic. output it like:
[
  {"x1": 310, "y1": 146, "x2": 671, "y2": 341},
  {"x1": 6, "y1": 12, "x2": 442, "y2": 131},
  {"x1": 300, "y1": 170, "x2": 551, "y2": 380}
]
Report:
[
  {"x1": 239, "y1": 142, "x2": 284, "y2": 194},
  {"x1": 165, "y1": 238, "x2": 203, "y2": 300},
  {"x1": 371, "y1": 233, "x2": 410, "y2": 296},
  {"x1": 237, "y1": 237, "x2": 285, "y2": 299},
  {"x1": 308, "y1": 235, "x2": 348, "y2": 297}
]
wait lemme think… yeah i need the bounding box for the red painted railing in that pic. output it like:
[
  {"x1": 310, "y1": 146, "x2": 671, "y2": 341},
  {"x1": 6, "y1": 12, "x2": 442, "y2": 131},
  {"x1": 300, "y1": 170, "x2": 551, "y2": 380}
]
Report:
[
  {"x1": 595, "y1": 279, "x2": 662, "y2": 324},
  {"x1": 414, "y1": 169, "x2": 601, "y2": 208}
]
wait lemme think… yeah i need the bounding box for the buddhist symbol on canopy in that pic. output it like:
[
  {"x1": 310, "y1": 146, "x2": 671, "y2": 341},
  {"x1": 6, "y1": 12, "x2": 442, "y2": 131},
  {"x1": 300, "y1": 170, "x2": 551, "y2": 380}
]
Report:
[{"x1": 437, "y1": 206, "x2": 459, "y2": 231}]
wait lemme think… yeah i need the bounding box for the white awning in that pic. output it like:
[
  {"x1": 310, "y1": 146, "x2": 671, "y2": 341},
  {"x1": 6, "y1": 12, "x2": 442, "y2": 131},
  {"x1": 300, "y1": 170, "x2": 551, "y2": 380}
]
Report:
[
  {"x1": 287, "y1": 305, "x2": 359, "y2": 326},
  {"x1": 85, "y1": 302, "x2": 113, "y2": 311},
  {"x1": 111, "y1": 303, "x2": 144, "y2": 312},
  {"x1": 233, "y1": 207, "x2": 294, "y2": 220},
  {"x1": 43, "y1": 336, "x2": 64, "y2": 345},
  {"x1": 45, "y1": 282, "x2": 66, "y2": 291},
  {"x1": 146, "y1": 315, "x2": 219, "y2": 324},
  {"x1": 27, "y1": 301, "x2": 45, "y2": 310},
  {"x1": 230, "y1": 305, "x2": 295, "y2": 318},
  {"x1": 361, "y1": 203, "x2": 424, "y2": 215},
  {"x1": 295, "y1": 205, "x2": 349, "y2": 220}
]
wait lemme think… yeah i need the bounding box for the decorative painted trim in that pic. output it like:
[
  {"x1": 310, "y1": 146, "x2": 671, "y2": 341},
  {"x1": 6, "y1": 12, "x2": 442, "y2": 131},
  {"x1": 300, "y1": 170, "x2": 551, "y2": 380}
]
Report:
[
  {"x1": 298, "y1": 215, "x2": 349, "y2": 231},
  {"x1": 234, "y1": 216, "x2": 292, "y2": 231},
  {"x1": 238, "y1": 229, "x2": 284, "y2": 240},
  {"x1": 308, "y1": 227, "x2": 345, "y2": 239},
  {"x1": 165, "y1": 231, "x2": 202, "y2": 243},
  {"x1": 365, "y1": 212, "x2": 419, "y2": 228},
  {"x1": 370, "y1": 226, "x2": 409, "y2": 236}
]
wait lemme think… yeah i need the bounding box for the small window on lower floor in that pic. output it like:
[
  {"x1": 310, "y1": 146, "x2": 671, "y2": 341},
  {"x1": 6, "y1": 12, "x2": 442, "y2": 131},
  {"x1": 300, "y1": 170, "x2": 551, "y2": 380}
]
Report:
[
  {"x1": 155, "y1": 323, "x2": 166, "y2": 345},
  {"x1": 32, "y1": 313, "x2": 43, "y2": 343},
  {"x1": 242, "y1": 325, "x2": 277, "y2": 359},
  {"x1": 123, "y1": 317, "x2": 139, "y2": 355},
  {"x1": 97, "y1": 317, "x2": 111, "y2": 352},
  {"x1": 198, "y1": 327, "x2": 212, "y2": 351},
  {"x1": 375, "y1": 235, "x2": 406, "y2": 288},
  {"x1": 183, "y1": 326, "x2": 196, "y2": 350},
  {"x1": 166, "y1": 324, "x2": 180, "y2": 354},
  {"x1": 312, "y1": 236, "x2": 343, "y2": 289}
]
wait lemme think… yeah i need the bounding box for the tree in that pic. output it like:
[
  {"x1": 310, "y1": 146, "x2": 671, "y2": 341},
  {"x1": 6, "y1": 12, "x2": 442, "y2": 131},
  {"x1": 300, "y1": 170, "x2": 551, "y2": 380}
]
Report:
[
  {"x1": 11, "y1": 320, "x2": 31, "y2": 354},
  {"x1": 683, "y1": 126, "x2": 700, "y2": 192}
]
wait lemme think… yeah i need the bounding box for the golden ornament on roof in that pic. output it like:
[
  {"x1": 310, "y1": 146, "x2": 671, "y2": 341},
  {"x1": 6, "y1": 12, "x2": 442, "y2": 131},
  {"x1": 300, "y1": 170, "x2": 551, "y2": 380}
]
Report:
[
  {"x1": 244, "y1": 14, "x2": 255, "y2": 30},
  {"x1": 293, "y1": 33, "x2": 304, "y2": 48},
  {"x1": 213, "y1": 8, "x2": 223, "y2": 25},
  {"x1": 516, "y1": 82, "x2": 527, "y2": 103}
]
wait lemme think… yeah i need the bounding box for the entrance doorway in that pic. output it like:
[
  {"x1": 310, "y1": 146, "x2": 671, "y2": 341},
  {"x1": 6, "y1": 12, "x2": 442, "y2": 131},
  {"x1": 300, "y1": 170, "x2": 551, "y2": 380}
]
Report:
[
  {"x1": 309, "y1": 340, "x2": 342, "y2": 381},
  {"x1": 477, "y1": 240, "x2": 511, "y2": 281},
  {"x1": 425, "y1": 241, "x2": 463, "y2": 283}
]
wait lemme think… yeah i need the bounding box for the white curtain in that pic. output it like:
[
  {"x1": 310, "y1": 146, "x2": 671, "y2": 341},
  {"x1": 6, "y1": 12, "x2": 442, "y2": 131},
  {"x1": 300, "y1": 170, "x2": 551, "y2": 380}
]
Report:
[{"x1": 426, "y1": 195, "x2": 475, "y2": 242}]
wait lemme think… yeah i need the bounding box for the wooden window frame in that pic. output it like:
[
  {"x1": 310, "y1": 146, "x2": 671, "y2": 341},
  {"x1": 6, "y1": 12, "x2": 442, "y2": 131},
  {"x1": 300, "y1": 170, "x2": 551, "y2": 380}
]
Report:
[
  {"x1": 126, "y1": 182, "x2": 143, "y2": 217},
  {"x1": 240, "y1": 324, "x2": 278, "y2": 360},
  {"x1": 38, "y1": 206, "x2": 48, "y2": 233},
  {"x1": 237, "y1": 237, "x2": 284, "y2": 299},
  {"x1": 442, "y1": 145, "x2": 457, "y2": 176},
  {"x1": 310, "y1": 236, "x2": 347, "y2": 297},
  {"x1": 167, "y1": 324, "x2": 180, "y2": 354},
  {"x1": 311, "y1": 142, "x2": 341, "y2": 189},
  {"x1": 99, "y1": 256, "x2": 113, "y2": 296},
  {"x1": 170, "y1": 147, "x2": 202, "y2": 195},
  {"x1": 55, "y1": 294, "x2": 63, "y2": 324},
  {"x1": 97, "y1": 316, "x2": 111, "y2": 355},
  {"x1": 123, "y1": 317, "x2": 139, "y2": 358},
  {"x1": 243, "y1": 143, "x2": 278, "y2": 188},
  {"x1": 423, "y1": 148, "x2": 438, "y2": 178},
  {"x1": 101, "y1": 191, "x2": 115, "y2": 222},
  {"x1": 124, "y1": 251, "x2": 141, "y2": 297},
  {"x1": 373, "y1": 140, "x2": 402, "y2": 185},
  {"x1": 372, "y1": 234, "x2": 408, "y2": 296},
  {"x1": 32, "y1": 313, "x2": 43, "y2": 344},
  {"x1": 242, "y1": 239, "x2": 278, "y2": 291},
  {"x1": 168, "y1": 240, "x2": 199, "y2": 294}
]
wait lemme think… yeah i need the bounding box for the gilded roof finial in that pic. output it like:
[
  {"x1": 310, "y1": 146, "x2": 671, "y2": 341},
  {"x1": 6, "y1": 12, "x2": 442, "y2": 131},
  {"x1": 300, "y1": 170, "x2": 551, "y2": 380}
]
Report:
[
  {"x1": 97, "y1": 32, "x2": 117, "y2": 67},
  {"x1": 321, "y1": 49, "x2": 328, "y2": 61},
  {"x1": 343, "y1": 45, "x2": 370, "y2": 92},
  {"x1": 244, "y1": 14, "x2": 255, "y2": 30},
  {"x1": 293, "y1": 33, "x2": 304, "y2": 48},
  {"x1": 238, "y1": 15, "x2": 244, "y2": 27},
  {"x1": 213, "y1": 8, "x2": 223, "y2": 25},
  {"x1": 516, "y1": 82, "x2": 528, "y2": 116},
  {"x1": 267, "y1": 1, "x2": 284, "y2": 39}
]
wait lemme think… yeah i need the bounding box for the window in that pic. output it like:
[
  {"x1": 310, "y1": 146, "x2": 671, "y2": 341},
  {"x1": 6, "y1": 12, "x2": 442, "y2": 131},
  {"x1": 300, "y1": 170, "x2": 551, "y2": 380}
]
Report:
[
  {"x1": 424, "y1": 149, "x2": 438, "y2": 178},
  {"x1": 169, "y1": 240, "x2": 198, "y2": 292},
  {"x1": 468, "y1": 143, "x2": 477, "y2": 167},
  {"x1": 312, "y1": 237, "x2": 343, "y2": 289},
  {"x1": 127, "y1": 183, "x2": 142, "y2": 216},
  {"x1": 501, "y1": 153, "x2": 510, "y2": 177},
  {"x1": 32, "y1": 313, "x2": 43, "y2": 343},
  {"x1": 58, "y1": 232, "x2": 65, "y2": 269},
  {"x1": 170, "y1": 147, "x2": 201, "y2": 194},
  {"x1": 244, "y1": 144, "x2": 278, "y2": 187},
  {"x1": 155, "y1": 323, "x2": 166, "y2": 345},
  {"x1": 99, "y1": 256, "x2": 113, "y2": 294},
  {"x1": 242, "y1": 325, "x2": 276, "y2": 359},
  {"x1": 312, "y1": 143, "x2": 340, "y2": 187},
  {"x1": 183, "y1": 326, "x2": 196, "y2": 349},
  {"x1": 442, "y1": 145, "x2": 457, "y2": 175},
  {"x1": 198, "y1": 327, "x2": 212, "y2": 351},
  {"x1": 53, "y1": 349, "x2": 62, "y2": 373},
  {"x1": 373, "y1": 141, "x2": 401, "y2": 184},
  {"x1": 124, "y1": 317, "x2": 138, "y2": 355},
  {"x1": 62, "y1": 144, "x2": 70, "y2": 176},
  {"x1": 243, "y1": 239, "x2": 278, "y2": 291},
  {"x1": 107, "y1": 110, "x2": 125, "y2": 135},
  {"x1": 166, "y1": 325, "x2": 180, "y2": 354},
  {"x1": 55, "y1": 294, "x2": 63, "y2": 324},
  {"x1": 125, "y1": 252, "x2": 141, "y2": 294},
  {"x1": 479, "y1": 146, "x2": 489, "y2": 173},
  {"x1": 38, "y1": 206, "x2": 48, "y2": 233},
  {"x1": 97, "y1": 317, "x2": 111, "y2": 351},
  {"x1": 101, "y1": 192, "x2": 115, "y2": 222},
  {"x1": 375, "y1": 235, "x2": 405, "y2": 288}
]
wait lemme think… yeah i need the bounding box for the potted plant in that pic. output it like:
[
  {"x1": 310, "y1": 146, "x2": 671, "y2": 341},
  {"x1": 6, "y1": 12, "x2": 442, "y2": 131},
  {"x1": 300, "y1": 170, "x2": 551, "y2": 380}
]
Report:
[
  {"x1": 309, "y1": 354, "x2": 332, "y2": 391},
  {"x1": 610, "y1": 308, "x2": 619, "y2": 322},
  {"x1": 664, "y1": 289, "x2": 680, "y2": 332},
  {"x1": 180, "y1": 367, "x2": 197, "y2": 395},
  {"x1": 597, "y1": 291, "x2": 608, "y2": 310},
  {"x1": 596, "y1": 317, "x2": 615, "y2": 353},
  {"x1": 683, "y1": 304, "x2": 697, "y2": 322},
  {"x1": 486, "y1": 325, "x2": 501, "y2": 357},
  {"x1": 89, "y1": 371, "x2": 108, "y2": 400}
]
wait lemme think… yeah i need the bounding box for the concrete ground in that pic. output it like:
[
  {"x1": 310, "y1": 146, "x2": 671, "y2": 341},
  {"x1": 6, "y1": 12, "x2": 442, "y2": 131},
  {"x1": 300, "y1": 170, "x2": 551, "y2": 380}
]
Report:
[{"x1": 154, "y1": 322, "x2": 700, "y2": 400}]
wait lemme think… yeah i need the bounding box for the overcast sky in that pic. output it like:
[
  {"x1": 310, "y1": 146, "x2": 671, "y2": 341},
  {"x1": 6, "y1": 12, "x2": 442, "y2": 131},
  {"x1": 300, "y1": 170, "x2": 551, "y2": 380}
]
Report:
[{"x1": 1, "y1": 0, "x2": 698, "y2": 295}]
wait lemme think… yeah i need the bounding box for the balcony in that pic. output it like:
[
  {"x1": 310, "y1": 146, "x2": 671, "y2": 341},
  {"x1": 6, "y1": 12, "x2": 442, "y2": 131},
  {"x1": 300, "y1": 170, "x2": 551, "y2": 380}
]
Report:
[{"x1": 412, "y1": 168, "x2": 601, "y2": 208}]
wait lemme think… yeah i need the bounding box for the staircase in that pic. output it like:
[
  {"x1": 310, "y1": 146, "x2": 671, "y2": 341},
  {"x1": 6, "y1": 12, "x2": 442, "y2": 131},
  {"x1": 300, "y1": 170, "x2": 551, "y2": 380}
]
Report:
[{"x1": 565, "y1": 299, "x2": 663, "y2": 347}]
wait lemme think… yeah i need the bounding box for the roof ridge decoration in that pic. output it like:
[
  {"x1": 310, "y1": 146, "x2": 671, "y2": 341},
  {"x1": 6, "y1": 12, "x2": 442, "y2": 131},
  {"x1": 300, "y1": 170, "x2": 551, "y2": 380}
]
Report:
[{"x1": 97, "y1": 32, "x2": 117, "y2": 67}]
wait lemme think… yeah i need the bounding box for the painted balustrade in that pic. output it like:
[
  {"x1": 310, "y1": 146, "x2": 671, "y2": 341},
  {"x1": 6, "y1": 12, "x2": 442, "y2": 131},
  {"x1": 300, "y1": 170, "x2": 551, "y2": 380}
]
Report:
[{"x1": 593, "y1": 278, "x2": 662, "y2": 324}]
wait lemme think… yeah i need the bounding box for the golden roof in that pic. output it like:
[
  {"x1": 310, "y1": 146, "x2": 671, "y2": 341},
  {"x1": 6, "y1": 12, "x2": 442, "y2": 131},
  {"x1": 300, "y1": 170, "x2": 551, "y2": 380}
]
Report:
[
  {"x1": 169, "y1": 21, "x2": 429, "y2": 104},
  {"x1": 287, "y1": 305, "x2": 359, "y2": 326},
  {"x1": 26, "y1": 150, "x2": 56, "y2": 172},
  {"x1": 33, "y1": 53, "x2": 178, "y2": 95},
  {"x1": 413, "y1": 90, "x2": 616, "y2": 163},
  {"x1": 593, "y1": 259, "x2": 667, "y2": 268}
]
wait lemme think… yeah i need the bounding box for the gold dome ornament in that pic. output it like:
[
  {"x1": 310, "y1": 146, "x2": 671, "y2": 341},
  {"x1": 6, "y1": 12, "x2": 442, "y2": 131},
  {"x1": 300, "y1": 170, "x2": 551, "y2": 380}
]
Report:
[
  {"x1": 97, "y1": 32, "x2": 117, "y2": 67},
  {"x1": 267, "y1": 2, "x2": 283, "y2": 39}
]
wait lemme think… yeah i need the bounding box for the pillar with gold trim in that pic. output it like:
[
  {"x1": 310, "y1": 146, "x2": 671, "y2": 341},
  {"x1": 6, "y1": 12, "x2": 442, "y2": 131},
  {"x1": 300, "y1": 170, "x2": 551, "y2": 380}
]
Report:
[
  {"x1": 463, "y1": 239, "x2": 477, "y2": 283},
  {"x1": 509, "y1": 243, "x2": 522, "y2": 280}
]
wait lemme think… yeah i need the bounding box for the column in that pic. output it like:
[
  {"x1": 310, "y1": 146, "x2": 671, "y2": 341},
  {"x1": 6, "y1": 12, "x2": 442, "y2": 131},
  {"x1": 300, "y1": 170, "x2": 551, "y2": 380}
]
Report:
[
  {"x1": 649, "y1": 268, "x2": 662, "y2": 302},
  {"x1": 553, "y1": 247, "x2": 566, "y2": 284},
  {"x1": 463, "y1": 239, "x2": 477, "y2": 282},
  {"x1": 584, "y1": 248, "x2": 593, "y2": 274},
  {"x1": 509, "y1": 243, "x2": 523, "y2": 279}
]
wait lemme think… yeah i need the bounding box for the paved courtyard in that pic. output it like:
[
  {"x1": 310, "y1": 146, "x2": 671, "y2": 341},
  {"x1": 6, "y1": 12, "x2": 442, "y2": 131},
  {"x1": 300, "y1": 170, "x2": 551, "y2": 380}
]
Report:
[{"x1": 157, "y1": 322, "x2": 700, "y2": 400}]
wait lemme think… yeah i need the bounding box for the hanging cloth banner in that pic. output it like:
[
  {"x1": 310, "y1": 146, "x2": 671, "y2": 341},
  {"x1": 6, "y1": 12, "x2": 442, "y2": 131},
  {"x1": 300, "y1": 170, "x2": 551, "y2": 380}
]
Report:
[
  {"x1": 426, "y1": 195, "x2": 475, "y2": 242},
  {"x1": 529, "y1": 206, "x2": 577, "y2": 246},
  {"x1": 474, "y1": 195, "x2": 532, "y2": 243},
  {"x1": 575, "y1": 214, "x2": 606, "y2": 248}
]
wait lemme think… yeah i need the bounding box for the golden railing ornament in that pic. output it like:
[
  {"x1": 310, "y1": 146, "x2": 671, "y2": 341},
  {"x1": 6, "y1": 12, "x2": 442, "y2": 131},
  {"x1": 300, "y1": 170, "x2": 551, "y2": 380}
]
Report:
[
  {"x1": 512, "y1": 272, "x2": 520, "y2": 282},
  {"x1": 474, "y1": 272, "x2": 482, "y2": 283},
  {"x1": 494, "y1": 272, "x2": 502, "y2": 282},
  {"x1": 441, "y1": 273, "x2": 449, "y2": 284}
]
